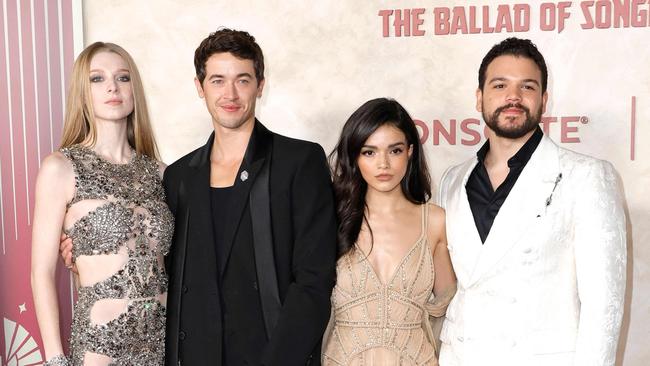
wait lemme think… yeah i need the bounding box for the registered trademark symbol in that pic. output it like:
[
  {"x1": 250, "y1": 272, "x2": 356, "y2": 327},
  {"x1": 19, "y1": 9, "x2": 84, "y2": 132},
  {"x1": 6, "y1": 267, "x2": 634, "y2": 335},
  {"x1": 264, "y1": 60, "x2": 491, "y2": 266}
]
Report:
[{"x1": 580, "y1": 116, "x2": 589, "y2": 124}]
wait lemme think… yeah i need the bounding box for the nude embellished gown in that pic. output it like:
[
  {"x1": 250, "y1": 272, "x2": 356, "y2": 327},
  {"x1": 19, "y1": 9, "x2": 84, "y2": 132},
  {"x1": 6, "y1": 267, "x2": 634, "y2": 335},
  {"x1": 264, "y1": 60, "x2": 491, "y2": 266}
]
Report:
[{"x1": 323, "y1": 204, "x2": 453, "y2": 365}]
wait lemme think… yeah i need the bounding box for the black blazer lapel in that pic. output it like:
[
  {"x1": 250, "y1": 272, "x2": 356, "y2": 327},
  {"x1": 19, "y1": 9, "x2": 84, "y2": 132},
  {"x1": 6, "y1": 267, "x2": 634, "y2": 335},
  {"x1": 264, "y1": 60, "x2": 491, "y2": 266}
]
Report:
[
  {"x1": 217, "y1": 159, "x2": 259, "y2": 274},
  {"x1": 220, "y1": 121, "x2": 282, "y2": 339},
  {"x1": 187, "y1": 133, "x2": 219, "y2": 283},
  {"x1": 217, "y1": 121, "x2": 266, "y2": 274},
  {"x1": 196, "y1": 121, "x2": 282, "y2": 340},
  {"x1": 249, "y1": 144, "x2": 281, "y2": 340}
]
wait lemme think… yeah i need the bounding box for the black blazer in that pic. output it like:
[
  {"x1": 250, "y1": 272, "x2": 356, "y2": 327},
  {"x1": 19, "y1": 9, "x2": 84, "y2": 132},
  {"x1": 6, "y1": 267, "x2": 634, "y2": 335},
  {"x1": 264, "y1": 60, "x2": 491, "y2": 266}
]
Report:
[{"x1": 163, "y1": 121, "x2": 337, "y2": 365}]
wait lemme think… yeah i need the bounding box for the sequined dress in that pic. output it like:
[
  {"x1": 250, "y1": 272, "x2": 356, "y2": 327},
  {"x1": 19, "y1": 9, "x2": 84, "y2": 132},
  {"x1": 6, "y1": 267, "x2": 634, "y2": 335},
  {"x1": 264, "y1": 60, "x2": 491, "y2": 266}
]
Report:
[
  {"x1": 323, "y1": 204, "x2": 448, "y2": 366},
  {"x1": 61, "y1": 145, "x2": 173, "y2": 366}
]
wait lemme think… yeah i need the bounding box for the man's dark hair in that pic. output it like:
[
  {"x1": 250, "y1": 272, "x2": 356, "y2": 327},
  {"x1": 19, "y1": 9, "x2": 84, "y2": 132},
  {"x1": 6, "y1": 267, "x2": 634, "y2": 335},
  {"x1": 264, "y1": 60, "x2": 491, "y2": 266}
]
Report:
[
  {"x1": 194, "y1": 28, "x2": 265, "y2": 84},
  {"x1": 478, "y1": 37, "x2": 548, "y2": 93}
]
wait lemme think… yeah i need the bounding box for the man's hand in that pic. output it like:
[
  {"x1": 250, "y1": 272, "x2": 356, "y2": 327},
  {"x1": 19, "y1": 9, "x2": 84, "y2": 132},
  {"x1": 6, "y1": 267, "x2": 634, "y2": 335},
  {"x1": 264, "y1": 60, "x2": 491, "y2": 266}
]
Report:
[{"x1": 59, "y1": 233, "x2": 77, "y2": 274}]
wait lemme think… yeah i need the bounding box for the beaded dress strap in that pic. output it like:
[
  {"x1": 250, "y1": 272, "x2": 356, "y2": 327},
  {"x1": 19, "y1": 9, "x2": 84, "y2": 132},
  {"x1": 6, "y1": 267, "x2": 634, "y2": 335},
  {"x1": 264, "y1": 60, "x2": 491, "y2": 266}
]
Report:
[
  {"x1": 422, "y1": 203, "x2": 435, "y2": 253},
  {"x1": 421, "y1": 203, "x2": 428, "y2": 235}
]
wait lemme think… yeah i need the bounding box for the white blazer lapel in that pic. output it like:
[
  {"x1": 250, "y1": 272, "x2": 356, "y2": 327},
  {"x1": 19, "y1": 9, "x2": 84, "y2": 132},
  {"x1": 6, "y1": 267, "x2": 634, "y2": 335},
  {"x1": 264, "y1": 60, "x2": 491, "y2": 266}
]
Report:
[
  {"x1": 468, "y1": 136, "x2": 561, "y2": 286},
  {"x1": 444, "y1": 159, "x2": 484, "y2": 286}
]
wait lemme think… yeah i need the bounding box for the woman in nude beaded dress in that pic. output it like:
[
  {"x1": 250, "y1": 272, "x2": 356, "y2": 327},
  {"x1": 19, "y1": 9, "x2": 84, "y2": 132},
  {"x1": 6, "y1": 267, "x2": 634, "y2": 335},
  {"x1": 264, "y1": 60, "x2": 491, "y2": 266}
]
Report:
[
  {"x1": 31, "y1": 42, "x2": 173, "y2": 365},
  {"x1": 323, "y1": 98, "x2": 457, "y2": 365}
]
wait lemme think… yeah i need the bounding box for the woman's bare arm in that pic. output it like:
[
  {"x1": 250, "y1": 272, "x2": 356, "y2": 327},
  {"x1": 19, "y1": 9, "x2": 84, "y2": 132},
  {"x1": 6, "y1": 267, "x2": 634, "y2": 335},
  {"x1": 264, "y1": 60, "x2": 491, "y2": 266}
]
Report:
[
  {"x1": 427, "y1": 205, "x2": 457, "y2": 316},
  {"x1": 31, "y1": 152, "x2": 74, "y2": 361}
]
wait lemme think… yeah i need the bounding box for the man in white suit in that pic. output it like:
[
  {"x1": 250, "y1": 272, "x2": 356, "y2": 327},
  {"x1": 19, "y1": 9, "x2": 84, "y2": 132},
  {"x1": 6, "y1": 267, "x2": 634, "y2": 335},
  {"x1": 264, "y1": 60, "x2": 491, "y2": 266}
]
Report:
[{"x1": 437, "y1": 38, "x2": 626, "y2": 366}]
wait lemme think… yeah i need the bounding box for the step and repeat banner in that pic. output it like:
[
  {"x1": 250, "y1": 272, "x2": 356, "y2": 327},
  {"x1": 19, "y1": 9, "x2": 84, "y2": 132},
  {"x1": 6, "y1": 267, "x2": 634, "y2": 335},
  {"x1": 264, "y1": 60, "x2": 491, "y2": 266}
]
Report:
[{"x1": 1, "y1": 0, "x2": 648, "y2": 365}]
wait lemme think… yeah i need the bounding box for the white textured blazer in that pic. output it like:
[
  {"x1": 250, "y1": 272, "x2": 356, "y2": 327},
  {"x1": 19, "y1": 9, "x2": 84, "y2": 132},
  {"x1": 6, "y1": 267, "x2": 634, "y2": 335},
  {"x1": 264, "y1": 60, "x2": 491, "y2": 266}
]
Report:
[{"x1": 437, "y1": 135, "x2": 626, "y2": 366}]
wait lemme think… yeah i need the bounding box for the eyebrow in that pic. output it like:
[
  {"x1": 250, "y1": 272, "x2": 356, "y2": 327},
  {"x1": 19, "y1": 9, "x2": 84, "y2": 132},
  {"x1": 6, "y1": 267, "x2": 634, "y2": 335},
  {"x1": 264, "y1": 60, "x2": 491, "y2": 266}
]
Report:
[
  {"x1": 89, "y1": 68, "x2": 130, "y2": 73},
  {"x1": 361, "y1": 142, "x2": 407, "y2": 149},
  {"x1": 207, "y1": 72, "x2": 254, "y2": 80},
  {"x1": 488, "y1": 77, "x2": 540, "y2": 86}
]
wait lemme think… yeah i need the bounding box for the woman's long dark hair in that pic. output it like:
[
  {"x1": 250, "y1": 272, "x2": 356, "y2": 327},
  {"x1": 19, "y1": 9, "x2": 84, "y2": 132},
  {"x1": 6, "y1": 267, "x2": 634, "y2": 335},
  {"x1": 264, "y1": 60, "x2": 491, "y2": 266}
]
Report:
[{"x1": 329, "y1": 98, "x2": 431, "y2": 259}]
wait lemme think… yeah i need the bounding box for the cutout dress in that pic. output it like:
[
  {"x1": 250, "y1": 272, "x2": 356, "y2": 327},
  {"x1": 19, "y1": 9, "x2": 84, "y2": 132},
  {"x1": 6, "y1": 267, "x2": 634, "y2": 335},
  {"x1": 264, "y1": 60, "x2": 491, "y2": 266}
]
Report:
[{"x1": 61, "y1": 145, "x2": 173, "y2": 365}]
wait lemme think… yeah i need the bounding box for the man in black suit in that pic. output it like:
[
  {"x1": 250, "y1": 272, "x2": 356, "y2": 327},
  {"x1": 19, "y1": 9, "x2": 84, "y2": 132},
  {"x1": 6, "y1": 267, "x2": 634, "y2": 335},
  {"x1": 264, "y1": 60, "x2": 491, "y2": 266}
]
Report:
[{"x1": 162, "y1": 29, "x2": 337, "y2": 365}]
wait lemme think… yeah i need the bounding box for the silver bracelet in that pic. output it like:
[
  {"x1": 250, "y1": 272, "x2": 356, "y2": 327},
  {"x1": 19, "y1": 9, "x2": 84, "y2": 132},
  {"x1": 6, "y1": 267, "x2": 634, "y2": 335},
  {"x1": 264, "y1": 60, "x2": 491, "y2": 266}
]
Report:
[{"x1": 44, "y1": 354, "x2": 69, "y2": 366}]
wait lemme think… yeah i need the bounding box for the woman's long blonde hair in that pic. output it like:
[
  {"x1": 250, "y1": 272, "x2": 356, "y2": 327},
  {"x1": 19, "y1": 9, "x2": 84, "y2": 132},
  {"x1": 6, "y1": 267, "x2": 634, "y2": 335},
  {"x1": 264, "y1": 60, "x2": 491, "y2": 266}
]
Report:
[{"x1": 60, "y1": 42, "x2": 159, "y2": 159}]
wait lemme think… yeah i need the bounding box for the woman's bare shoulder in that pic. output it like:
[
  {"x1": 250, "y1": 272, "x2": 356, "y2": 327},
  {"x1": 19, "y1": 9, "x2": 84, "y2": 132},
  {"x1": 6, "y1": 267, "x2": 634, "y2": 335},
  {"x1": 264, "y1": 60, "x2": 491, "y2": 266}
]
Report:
[
  {"x1": 37, "y1": 151, "x2": 76, "y2": 193},
  {"x1": 39, "y1": 151, "x2": 74, "y2": 177},
  {"x1": 425, "y1": 203, "x2": 446, "y2": 247},
  {"x1": 426, "y1": 203, "x2": 445, "y2": 227}
]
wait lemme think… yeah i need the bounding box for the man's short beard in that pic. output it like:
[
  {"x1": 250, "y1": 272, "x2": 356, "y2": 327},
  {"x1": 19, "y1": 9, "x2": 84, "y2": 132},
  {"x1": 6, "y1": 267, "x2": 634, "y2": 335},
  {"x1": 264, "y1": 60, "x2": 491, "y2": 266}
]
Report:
[{"x1": 483, "y1": 103, "x2": 542, "y2": 139}]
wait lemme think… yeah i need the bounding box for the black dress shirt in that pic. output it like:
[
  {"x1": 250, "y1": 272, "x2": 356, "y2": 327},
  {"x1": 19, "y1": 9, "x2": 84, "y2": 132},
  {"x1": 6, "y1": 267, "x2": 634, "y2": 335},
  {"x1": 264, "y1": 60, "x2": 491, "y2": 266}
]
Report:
[{"x1": 466, "y1": 127, "x2": 543, "y2": 243}]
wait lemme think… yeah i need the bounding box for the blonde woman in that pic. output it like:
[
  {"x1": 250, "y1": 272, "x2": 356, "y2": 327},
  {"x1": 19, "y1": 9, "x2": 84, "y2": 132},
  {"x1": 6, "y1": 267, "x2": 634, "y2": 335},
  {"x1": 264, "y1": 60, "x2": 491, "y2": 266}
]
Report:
[{"x1": 31, "y1": 42, "x2": 173, "y2": 365}]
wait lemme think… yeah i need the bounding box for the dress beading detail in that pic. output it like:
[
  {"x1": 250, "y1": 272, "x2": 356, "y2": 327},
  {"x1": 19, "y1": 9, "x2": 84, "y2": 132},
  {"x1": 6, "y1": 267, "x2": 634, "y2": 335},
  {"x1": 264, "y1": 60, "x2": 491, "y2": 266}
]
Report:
[{"x1": 323, "y1": 205, "x2": 440, "y2": 365}]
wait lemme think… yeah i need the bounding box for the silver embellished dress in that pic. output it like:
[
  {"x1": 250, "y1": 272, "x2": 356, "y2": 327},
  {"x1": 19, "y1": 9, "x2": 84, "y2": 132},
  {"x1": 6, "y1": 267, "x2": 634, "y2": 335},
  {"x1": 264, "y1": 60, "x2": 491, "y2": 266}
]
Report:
[{"x1": 61, "y1": 145, "x2": 173, "y2": 366}]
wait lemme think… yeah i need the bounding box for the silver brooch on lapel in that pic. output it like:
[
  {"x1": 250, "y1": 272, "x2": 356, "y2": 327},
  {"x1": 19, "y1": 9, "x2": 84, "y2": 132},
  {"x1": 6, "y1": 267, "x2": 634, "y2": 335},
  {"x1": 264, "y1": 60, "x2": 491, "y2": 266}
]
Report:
[
  {"x1": 240, "y1": 170, "x2": 249, "y2": 182},
  {"x1": 545, "y1": 172, "x2": 563, "y2": 208}
]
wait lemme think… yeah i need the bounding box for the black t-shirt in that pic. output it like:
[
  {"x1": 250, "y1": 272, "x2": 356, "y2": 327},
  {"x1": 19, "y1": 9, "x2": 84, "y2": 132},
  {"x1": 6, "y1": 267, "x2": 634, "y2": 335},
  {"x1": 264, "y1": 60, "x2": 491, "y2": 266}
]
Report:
[{"x1": 210, "y1": 185, "x2": 236, "y2": 274}]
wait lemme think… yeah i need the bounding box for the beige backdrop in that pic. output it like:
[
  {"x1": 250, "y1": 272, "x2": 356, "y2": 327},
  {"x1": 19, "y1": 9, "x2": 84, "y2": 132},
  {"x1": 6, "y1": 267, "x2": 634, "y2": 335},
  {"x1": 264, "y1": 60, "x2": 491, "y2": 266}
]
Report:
[{"x1": 83, "y1": 1, "x2": 648, "y2": 364}]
